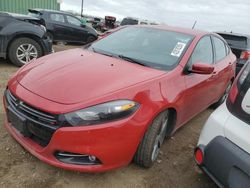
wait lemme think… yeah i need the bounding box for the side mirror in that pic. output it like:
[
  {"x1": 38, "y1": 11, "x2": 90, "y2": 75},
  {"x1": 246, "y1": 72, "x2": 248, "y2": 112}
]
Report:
[
  {"x1": 81, "y1": 23, "x2": 86, "y2": 28},
  {"x1": 190, "y1": 63, "x2": 214, "y2": 74}
]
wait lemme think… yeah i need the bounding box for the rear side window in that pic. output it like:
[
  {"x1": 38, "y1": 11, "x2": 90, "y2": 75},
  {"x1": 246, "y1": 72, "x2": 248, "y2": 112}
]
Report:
[
  {"x1": 213, "y1": 37, "x2": 227, "y2": 62},
  {"x1": 189, "y1": 36, "x2": 213, "y2": 65},
  {"x1": 66, "y1": 15, "x2": 82, "y2": 26},
  {"x1": 120, "y1": 18, "x2": 138, "y2": 26},
  {"x1": 50, "y1": 14, "x2": 65, "y2": 23}
]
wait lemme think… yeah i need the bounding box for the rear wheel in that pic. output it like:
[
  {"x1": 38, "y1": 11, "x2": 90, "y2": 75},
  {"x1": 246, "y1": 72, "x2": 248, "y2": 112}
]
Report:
[
  {"x1": 134, "y1": 110, "x2": 170, "y2": 168},
  {"x1": 8, "y1": 37, "x2": 42, "y2": 67},
  {"x1": 213, "y1": 81, "x2": 232, "y2": 108},
  {"x1": 86, "y1": 35, "x2": 96, "y2": 44},
  {"x1": 47, "y1": 32, "x2": 54, "y2": 42}
]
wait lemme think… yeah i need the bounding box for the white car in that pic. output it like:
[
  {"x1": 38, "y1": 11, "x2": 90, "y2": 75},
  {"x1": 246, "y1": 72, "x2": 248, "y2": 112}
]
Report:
[{"x1": 195, "y1": 62, "x2": 250, "y2": 187}]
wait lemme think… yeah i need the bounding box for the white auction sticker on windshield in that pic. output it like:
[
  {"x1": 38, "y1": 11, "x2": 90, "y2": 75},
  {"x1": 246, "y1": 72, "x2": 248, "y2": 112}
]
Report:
[{"x1": 171, "y1": 42, "x2": 186, "y2": 57}]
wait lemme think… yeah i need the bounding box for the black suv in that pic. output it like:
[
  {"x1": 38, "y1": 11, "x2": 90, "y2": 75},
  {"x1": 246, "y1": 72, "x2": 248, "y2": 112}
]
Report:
[
  {"x1": 217, "y1": 32, "x2": 250, "y2": 74},
  {"x1": 0, "y1": 12, "x2": 53, "y2": 66},
  {"x1": 28, "y1": 9, "x2": 98, "y2": 44}
]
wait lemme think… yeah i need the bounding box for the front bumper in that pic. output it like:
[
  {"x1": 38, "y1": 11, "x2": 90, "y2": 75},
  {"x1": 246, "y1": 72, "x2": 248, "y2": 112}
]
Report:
[
  {"x1": 3, "y1": 88, "x2": 146, "y2": 172},
  {"x1": 3, "y1": 112, "x2": 143, "y2": 172},
  {"x1": 197, "y1": 136, "x2": 250, "y2": 187}
]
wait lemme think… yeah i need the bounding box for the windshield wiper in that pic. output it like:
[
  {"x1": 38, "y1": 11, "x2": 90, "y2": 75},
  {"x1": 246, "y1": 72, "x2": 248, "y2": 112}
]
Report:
[
  {"x1": 118, "y1": 55, "x2": 146, "y2": 67},
  {"x1": 91, "y1": 47, "x2": 114, "y2": 57}
]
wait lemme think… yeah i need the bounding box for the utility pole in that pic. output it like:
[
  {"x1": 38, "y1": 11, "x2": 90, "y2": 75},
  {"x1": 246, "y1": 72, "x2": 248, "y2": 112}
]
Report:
[{"x1": 81, "y1": 0, "x2": 84, "y2": 17}]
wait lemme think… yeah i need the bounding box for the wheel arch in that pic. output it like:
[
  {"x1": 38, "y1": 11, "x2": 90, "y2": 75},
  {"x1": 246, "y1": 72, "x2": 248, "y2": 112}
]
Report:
[{"x1": 7, "y1": 34, "x2": 44, "y2": 57}]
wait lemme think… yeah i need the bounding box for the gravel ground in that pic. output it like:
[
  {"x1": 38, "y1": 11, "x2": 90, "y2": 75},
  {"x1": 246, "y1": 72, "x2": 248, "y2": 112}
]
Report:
[{"x1": 0, "y1": 45, "x2": 216, "y2": 188}]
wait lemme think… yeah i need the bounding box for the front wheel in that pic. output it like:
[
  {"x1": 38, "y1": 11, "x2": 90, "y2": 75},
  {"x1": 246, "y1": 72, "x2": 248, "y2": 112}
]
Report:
[
  {"x1": 8, "y1": 37, "x2": 43, "y2": 67},
  {"x1": 134, "y1": 110, "x2": 170, "y2": 168}
]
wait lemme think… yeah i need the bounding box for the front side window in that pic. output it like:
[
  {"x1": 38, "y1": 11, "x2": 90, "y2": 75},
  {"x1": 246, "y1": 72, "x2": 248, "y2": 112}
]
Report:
[
  {"x1": 66, "y1": 15, "x2": 82, "y2": 26},
  {"x1": 213, "y1": 37, "x2": 227, "y2": 62},
  {"x1": 50, "y1": 14, "x2": 65, "y2": 23},
  {"x1": 189, "y1": 36, "x2": 213, "y2": 65},
  {"x1": 89, "y1": 27, "x2": 194, "y2": 70}
]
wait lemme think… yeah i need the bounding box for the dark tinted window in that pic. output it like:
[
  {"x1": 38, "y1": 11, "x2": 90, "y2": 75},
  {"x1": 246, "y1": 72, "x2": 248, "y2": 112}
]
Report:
[
  {"x1": 218, "y1": 33, "x2": 249, "y2": 48},
  {"x1": 66, "y1": 15, "x2": 81, "y2": 26},
  {"x1": 120, "y1": 18, "x2": 138, "y2": 26},
  {"x1": 213, "y1": 37, "x2": 227, "y2": 61},
  {"x1": 90, "y1": 27, "x2": 193, "y2": 70},
  {"x1": 189, "y1": 36, "x2": 213, "y2": 65},
  {"x1": 50, "y1": 14, "x2": 65, "y2": 23}
]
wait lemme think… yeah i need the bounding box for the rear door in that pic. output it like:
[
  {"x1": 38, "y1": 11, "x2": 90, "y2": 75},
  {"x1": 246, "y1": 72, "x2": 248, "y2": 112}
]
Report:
[
  {"x1": 48, "y1": 13, "x2": 69, "y2": 41},
  {"x1": 211, "y1": 36, "x2": 234, "y2": 101},
  {"x1": 65, "y1": 15, "x2": 87, "y2": 42}
]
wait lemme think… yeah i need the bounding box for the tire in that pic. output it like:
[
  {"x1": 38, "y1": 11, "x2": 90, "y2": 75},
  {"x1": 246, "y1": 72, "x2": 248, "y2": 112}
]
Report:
[
  {"x1": 134, "y1": 110, "x2": 170, "y2": 168},
  {"x1": 8, "y1": 37, "x2": 43, "y2": 67},
  {"x1": 86, "y1": 35, "x2": 96, "y2": 44},
  {"x1": 212, "y1": 81, "x2": 232, "y2": 108},
  {"x1": 47, "y1": 32, "x2": 54, "y2": 42}
]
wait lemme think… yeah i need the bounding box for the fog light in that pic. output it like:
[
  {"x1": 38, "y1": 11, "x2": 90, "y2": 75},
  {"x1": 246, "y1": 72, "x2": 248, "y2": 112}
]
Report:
[
  {"x1": 55, "y1": 151, "x2": 101, "y2": 165},
  {"x1": 194, "y1": 147, "x2": 204, "y2": 165},
  {"x1": 89, "y1": 155, "x2": 96, "y2": 162}
]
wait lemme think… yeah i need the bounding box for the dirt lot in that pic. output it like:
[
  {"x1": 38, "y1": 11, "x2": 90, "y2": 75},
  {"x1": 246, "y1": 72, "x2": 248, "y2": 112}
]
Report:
[{"x1": 0, "y1": 45, "x2": 216, "y2": 188}]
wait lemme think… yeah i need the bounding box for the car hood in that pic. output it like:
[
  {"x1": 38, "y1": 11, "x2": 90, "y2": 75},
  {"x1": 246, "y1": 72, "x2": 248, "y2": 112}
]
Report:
[{"x1": 17, "y1": 48, "x2": 165, "y2": 104}]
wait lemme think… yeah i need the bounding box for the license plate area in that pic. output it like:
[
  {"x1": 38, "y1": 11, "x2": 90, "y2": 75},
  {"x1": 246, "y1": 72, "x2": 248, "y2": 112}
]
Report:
[{"x1": 7, "y1": 107, "x2": 31, "y2": 137}]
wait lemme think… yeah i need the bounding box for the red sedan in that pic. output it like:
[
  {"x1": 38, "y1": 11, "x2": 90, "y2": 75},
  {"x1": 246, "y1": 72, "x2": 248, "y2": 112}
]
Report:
[{"x1": 3, "y1": 25, "x2": 236, "y2": 172}]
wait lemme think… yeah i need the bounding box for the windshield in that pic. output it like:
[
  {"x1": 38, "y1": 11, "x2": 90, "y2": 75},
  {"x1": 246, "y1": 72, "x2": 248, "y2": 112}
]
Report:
[{"x1": 89, "y1": 27, "x2": 194, "y2": 70}]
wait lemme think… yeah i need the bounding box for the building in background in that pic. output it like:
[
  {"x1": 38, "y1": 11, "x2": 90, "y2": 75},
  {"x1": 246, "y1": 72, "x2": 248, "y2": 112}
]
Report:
[{"x1": 0, "y1": 0, "x2": 61, "y2": 14}]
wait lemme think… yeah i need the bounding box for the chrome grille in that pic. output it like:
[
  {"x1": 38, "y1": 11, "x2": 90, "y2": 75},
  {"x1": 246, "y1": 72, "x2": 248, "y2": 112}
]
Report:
[
  {"x1": 7, "y1": 90, "x2": 57, "y2": 125},
  {"x1": 5, "y1": 89, "x2": 58, "y2": 147}
]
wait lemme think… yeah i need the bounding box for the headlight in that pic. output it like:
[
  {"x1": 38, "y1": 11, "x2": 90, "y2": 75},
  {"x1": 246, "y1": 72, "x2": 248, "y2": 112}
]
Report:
[{"x1": 64, "y1": 100, "x2": 139, "y2": 126}]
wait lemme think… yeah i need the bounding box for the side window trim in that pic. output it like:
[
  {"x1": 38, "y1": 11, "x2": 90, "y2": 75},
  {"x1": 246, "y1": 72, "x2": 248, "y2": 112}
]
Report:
[
  {"x1": 212, "y1": 36, "x2": 227, "y2": 63},
  {"x1": 210, "y1": 35, "x2": 216, "y2": 64}
]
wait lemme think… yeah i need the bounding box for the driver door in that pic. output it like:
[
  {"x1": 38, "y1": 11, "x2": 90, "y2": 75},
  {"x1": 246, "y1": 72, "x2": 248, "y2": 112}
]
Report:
[{"x1": 179, "y1": 36, "x2": 216, "y2": 126}]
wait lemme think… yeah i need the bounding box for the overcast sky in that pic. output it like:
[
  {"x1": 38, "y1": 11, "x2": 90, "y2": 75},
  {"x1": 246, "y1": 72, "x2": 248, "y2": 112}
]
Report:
[{"x1": 61, "y1": 0, "x2": 250, "y2": 35}]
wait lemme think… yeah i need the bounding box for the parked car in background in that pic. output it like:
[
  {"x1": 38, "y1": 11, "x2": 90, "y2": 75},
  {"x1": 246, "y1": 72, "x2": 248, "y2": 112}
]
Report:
[
  {"x1": 28, "y1": 9, "x2": 98, "y2": 44},
  {"x1": 217, "y1": 32, "x2": 250, "y2": 75},
  {"x1": 92, "y1": 17, "x2": 101, "y2": 29},
  {"x1": 120, "y1": 17, "x2": 157, "y2": 26},
  {"x1": 0, "y1": 12, "x2": 52, "y2": 66},
  {"x1": 95, "y1": 16, "x2": 118, "y2": 33},
  {"x1": 195, "y1": 61, "x2": 250, "y2": 187},
  {"x1": 3, "y1": 25, "x2": 235, "y2": 172}
]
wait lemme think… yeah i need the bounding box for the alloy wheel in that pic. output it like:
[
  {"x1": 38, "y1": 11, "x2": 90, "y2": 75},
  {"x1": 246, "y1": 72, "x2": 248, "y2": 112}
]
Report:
[
  {"x1": 16, "y1": 43, "x2": 38, "y2": 64},
  {"x1": 151, "y1": 113, "x2": 169, "y2": 161}
]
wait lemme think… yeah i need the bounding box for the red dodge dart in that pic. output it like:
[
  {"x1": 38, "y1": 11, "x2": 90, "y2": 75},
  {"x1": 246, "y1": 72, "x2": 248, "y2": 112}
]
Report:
[{"x1": 3, "y1": 25, "x2": 236, "y2": 172}]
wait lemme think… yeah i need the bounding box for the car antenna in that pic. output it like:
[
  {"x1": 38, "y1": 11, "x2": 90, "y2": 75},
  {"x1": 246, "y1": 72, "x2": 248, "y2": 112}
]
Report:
[{"x1": 192, "y1": 20, "x2": 197, "y2": 29}]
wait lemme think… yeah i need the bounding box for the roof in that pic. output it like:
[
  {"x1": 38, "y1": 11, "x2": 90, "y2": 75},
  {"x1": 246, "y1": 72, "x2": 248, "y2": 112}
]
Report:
[{"x1": 137, "y1": 24, "x2": 210, "y2": 37}]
